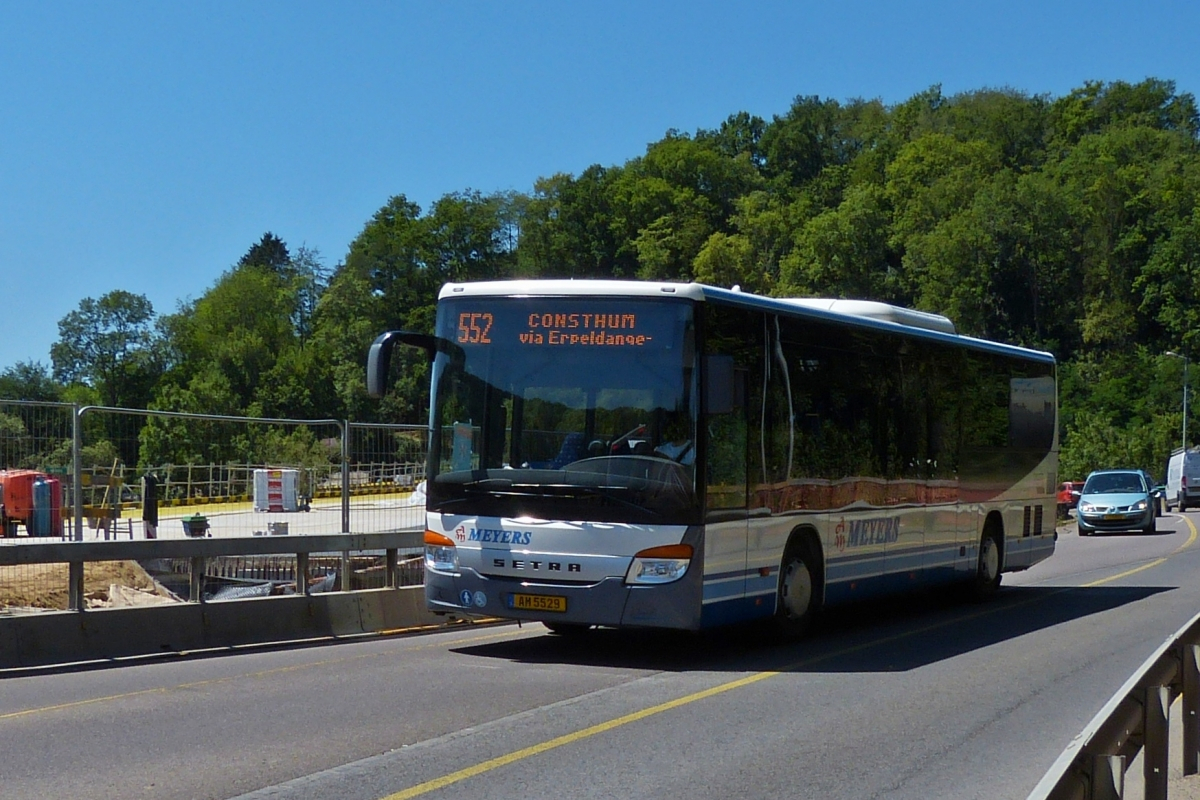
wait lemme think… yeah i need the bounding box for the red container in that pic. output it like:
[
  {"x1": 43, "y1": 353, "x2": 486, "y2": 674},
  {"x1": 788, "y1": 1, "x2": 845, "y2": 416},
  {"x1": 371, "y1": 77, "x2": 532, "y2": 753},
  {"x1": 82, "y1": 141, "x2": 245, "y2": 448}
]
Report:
[
  {"x1": 0, "y1": 470, "x2": 62, "y2": 537},
  {"x1": 0, "y1": 470, "x2": 40, "y2": 536}
]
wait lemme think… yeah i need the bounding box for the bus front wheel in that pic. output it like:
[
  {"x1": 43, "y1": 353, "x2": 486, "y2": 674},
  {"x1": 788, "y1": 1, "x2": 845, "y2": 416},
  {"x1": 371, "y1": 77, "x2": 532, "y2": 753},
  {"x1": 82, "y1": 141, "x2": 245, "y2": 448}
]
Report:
[{"x1": 773, "y1": 542, "x2": 818, "y2": 640}]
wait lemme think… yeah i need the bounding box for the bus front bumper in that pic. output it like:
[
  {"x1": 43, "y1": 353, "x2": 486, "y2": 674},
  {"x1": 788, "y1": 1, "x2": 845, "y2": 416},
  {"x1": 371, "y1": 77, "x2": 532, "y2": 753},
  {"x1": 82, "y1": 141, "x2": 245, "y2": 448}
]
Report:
[{"x1": 425, "y1": 566, "x2": 703, "y2": 630}]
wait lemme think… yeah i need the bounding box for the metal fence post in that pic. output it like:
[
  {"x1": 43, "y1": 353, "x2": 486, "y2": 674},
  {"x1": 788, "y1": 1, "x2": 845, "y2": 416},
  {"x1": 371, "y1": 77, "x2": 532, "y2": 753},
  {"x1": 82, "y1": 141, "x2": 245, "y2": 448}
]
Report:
[
  {"x1": 189, "y1": 556, "x2": 205, "y2": 603},
  {"x1": 386, "y1": 548, "x2": 398, "y2": 588},
  {"x1": 297, "y1": 552, "x2": 309, "y2": 596},
  {"x1": 341, "y1": 420, "x2": 351, "y2": 534},
  {"x1": 1092, "y1": 754, "x2": 1125, "y2": 800},
  {"x1": 340, "y1": 420, "x2": 351, "y2": 590},
  {"x1": 1144, "y1": 685, "x2": 1170, "y2": 800},
  {"x1": 68, "y1": 561, "x2": 85, "y2": 611},
  {"x1": 72, "y1": 404, "x2": 83, "y2": 541},
  {"x1": 1185, "y1": 643, "x2": 1200, "y2": 776},
  {"x1": 1094, "y1": 753, "x2": 1128, "y2": 796}
]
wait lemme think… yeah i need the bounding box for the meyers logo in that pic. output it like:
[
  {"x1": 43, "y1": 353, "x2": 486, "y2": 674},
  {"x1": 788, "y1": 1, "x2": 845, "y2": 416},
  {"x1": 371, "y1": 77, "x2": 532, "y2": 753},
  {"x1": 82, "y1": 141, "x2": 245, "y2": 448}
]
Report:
[
  {"x1": 834, "y1": 516, "x2": 901, "y2": 552},
  {"x1": 468, "y1": 528, "x2": 533, "y2": 545}
]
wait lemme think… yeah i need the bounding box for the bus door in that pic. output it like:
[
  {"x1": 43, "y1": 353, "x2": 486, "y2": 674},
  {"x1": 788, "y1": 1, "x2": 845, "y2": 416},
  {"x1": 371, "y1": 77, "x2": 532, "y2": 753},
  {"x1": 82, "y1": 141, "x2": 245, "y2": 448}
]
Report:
[{"x1": 701, "y1": 354, "x2": 753, "y2": 626}]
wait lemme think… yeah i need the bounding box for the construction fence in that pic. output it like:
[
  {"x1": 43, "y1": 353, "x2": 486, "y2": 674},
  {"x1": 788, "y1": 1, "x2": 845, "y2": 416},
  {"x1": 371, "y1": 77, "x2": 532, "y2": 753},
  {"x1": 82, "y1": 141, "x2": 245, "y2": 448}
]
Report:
[{"x1": 0, "y1": 401, "x2": 430, "y2": 611}]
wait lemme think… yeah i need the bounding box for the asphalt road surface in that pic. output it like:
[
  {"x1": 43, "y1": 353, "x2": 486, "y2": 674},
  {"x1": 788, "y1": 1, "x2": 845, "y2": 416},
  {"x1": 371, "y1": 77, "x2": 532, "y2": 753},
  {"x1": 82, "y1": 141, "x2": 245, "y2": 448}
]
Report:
[{"x1": 3, "y1": 513, "x2": 1199, "y2": 800}]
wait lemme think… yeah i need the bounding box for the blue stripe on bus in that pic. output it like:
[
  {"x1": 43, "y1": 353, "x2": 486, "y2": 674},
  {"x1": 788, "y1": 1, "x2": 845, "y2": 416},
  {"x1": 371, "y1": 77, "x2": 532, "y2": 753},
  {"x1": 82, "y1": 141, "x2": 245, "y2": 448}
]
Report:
[
  {"x1": 700, "y1": 595, "x2": 773, "y2": 628},
  {"x1": 703, "y1": 537, "x2": 1034, "y2": 615},
  {"x1": 704, "y1": 567, "x2": 751, "y2": 582},
  {"x1": 826, "y1": 544, "x2": 965, "y2": 580},
  {"x1": 745, "y1": 574, "x2": 776, "y2": 597},
  {"x1": 702, "y1": 579, "x2": 747, "y2": 603}
]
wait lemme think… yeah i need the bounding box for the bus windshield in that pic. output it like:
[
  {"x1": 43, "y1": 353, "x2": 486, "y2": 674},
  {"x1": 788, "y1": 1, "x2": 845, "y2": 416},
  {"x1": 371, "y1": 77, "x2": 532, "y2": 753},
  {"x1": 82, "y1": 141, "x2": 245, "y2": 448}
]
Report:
[{"x1": 427, "y1": 296, "x2": 699, "y2": 524}]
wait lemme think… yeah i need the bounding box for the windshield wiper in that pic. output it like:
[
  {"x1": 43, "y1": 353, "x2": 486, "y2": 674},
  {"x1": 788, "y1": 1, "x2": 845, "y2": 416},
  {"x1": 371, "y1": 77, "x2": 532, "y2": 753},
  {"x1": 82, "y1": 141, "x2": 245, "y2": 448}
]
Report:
[{"x1": 557, "y1": 484, "x2": 663, "y2": 518}]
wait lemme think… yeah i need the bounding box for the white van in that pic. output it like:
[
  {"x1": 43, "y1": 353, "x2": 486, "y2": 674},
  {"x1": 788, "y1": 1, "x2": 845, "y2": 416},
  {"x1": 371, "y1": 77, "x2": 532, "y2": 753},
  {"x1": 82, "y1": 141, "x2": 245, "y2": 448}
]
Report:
[{"x1": 1165, "y1": 447, "x2": 1200, "y2": 511}]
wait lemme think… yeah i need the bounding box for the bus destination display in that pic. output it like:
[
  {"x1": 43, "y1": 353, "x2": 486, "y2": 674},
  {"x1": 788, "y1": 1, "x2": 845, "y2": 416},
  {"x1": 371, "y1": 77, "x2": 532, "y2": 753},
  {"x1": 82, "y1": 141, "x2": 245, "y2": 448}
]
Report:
[{"x1": 456, "y1": 309, "x2": 654, "y2": 348}]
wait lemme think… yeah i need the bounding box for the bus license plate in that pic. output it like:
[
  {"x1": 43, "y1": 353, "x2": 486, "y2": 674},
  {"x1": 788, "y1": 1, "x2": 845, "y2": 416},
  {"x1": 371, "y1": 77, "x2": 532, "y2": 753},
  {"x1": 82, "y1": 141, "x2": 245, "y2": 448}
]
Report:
[{"x1": 509, "y1": 593, "x2": 567, "y2": 612}]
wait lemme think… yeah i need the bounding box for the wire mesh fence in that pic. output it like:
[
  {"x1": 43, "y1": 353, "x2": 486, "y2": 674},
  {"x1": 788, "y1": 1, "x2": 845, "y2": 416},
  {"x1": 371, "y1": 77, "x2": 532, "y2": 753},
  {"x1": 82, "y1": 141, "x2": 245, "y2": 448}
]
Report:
[
  {"x1": 0, "y1": 400, "x2": 77, "y2": 539},
  {"x1": 0, "y1": 400, "x2": 75, "y2": 471},
  {"x1": 347, "y1": 422, "x2": 427, "y2": 488},
  {"x1": 72, "y1": 407, "x2": 348, "y2": 540},
  {"x1": 0, "y1": 405, "x2": 432, "y2": 612}
]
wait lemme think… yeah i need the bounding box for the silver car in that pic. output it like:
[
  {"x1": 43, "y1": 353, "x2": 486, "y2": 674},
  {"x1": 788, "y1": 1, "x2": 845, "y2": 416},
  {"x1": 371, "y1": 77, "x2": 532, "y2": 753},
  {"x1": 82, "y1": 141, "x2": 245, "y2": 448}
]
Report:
[{"x1": 1076, "y1": 469, "x2": 1157, "y2": 536}]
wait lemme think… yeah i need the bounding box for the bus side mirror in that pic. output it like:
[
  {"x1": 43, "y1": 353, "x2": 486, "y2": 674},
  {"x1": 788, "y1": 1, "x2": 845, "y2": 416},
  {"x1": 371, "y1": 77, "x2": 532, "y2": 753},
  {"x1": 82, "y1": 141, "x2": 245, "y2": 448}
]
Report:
[
  {"x1": 706, "y1": 355, "x2": 744, "y2": 415},
  {"x1": 367, "y1": 332, "x2": 400, "y2": 398},
  {"x1": 367, "y1": 331, "x2": 465, "y2": 398}
]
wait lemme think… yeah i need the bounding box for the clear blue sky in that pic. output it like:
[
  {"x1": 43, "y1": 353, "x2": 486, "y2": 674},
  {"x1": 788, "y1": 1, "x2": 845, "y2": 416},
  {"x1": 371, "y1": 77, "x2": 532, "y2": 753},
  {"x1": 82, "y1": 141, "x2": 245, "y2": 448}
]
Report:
[{"x1": 0, "y1": 1, "x2": 1196, "y2": 373}]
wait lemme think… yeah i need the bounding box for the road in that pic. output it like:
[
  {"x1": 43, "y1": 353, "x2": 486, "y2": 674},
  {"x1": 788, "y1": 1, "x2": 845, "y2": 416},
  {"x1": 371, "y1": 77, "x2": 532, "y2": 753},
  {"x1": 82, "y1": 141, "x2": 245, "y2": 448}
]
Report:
[{"x1": 2, "y1": 513, "x2": 1198, "y2": 800}]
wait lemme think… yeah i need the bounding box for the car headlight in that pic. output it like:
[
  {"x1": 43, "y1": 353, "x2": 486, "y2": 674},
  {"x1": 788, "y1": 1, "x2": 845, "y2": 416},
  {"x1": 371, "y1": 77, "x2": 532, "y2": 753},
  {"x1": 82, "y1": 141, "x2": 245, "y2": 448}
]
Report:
[
  {"x1": 1078, "y1": 501, "x2": 1095, "y2": 513},
  {"x1": 424, "y1": 530, "x2": 459, "y2": 572},
  {"x1": 625, "y1": 544, "x2": 692, "y2": 585},
  {"x1": 1135, "y1": 499, "x2": 1148, "y2": 511}
]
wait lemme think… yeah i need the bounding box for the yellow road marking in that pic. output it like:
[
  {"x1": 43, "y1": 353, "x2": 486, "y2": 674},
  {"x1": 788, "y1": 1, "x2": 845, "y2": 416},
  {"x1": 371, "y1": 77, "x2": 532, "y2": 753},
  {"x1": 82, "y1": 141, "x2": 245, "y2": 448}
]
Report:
[
  {"x1": 1080, "y1": 514, "x2": 1198, "y2": 588},
  {"x1": 10, "y1": 518, "x2": 1198, "y2": 790},
  {"x1": 0, "y1": 628, "x2": 528, "y2": 722},
  {"x1": 382, "y1": 588, "x2": 1087, "y2": 800},
  {"x1": 379, "y1": 517, "x2": 1200, "y2": 799},
  {"x1": 380, "y1": 670, "x2": 779, "y2": 800}
]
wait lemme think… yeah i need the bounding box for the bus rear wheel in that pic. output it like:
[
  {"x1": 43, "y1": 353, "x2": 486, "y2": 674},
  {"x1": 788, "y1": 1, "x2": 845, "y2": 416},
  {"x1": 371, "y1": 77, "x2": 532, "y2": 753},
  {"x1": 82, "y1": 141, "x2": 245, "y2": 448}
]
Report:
[
  {"x1": 773, "y1": 543, "x2": 818, "y2": 640},
  {"x1": 972, "y1": 525, "x2": 1002, "y2": 599}
]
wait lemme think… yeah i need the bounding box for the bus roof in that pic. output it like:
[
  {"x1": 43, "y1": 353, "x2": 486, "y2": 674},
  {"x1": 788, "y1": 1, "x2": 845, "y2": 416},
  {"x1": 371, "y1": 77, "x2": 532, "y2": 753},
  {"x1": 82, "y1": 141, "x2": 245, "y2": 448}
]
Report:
[{"x1": 438, "y1": 279, "x2": 1055, "y2": 364}]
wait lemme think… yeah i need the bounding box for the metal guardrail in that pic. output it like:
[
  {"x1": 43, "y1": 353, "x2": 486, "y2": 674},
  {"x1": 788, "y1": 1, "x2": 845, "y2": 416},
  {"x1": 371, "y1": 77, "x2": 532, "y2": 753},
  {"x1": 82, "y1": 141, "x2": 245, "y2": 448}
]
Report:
[
  {"x1": 1029, "y1": 609, "x2": 1200, "y2": 800},
  {"x1": 0, "y1": 530, "x2": 424, "y2": 611}
]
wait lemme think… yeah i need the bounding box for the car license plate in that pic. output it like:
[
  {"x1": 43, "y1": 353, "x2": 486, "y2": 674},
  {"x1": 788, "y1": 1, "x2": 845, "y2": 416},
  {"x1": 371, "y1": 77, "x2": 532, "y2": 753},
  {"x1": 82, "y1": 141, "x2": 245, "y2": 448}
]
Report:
[
  {"x1": 509, "y1": 593, "x2": 567, "y2": 612},
  {"x1": 1103, "y1": 513, "x2": 1123, "y2": 520}
]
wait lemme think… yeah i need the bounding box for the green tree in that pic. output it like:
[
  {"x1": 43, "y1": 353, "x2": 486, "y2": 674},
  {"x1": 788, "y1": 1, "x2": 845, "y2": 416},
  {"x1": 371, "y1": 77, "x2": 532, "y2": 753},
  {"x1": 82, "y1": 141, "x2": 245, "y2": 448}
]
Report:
[
  {"x1": 0, "y1": 361, "x2": 62, "y2": 401},
  {"x1": 313, "y1": 195, "x2": 437, "y2": 424},
  {"x1": 759, "y1": 95, "x2": 847, "y2": 188},
  {"x1": 154, "y1": 234, "x2": 337, "y2": 421},
  {"x1": 239, "y1": 232, "x2": 292, "y2": 273},
  {"x1": 779, "y1": 183, "x2": 894, "y2": 300},
  {"x1": 519, "y1": 167, "x2": 626, "y2": 277},
  {"x1": 50, "y1": 290, "x2": 162, "y2": 409}
]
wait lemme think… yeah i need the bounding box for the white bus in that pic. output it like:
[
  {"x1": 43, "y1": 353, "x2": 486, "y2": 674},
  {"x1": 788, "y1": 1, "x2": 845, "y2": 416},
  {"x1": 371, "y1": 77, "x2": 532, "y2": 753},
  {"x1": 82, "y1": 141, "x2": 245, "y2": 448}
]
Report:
[{"x1": 367, "y1": 280, "x2": 1058, "y2": 637}]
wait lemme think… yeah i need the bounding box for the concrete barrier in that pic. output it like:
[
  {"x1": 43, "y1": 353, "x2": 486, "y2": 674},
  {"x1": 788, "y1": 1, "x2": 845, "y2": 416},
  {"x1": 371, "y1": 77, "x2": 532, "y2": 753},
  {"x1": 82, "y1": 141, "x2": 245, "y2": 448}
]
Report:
[
  {"x1": 0, "y1": 530, "x2": 445, "y2": 670},
  {"x1": 0, "y1": 586, "x2": 447, "y2": 670}
]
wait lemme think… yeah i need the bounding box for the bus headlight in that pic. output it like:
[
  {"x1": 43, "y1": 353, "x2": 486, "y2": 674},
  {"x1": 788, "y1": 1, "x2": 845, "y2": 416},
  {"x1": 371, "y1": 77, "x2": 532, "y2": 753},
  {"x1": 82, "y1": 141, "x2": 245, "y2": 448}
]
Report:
[
  {"x1": 625, "y1": 544, "x2": 692, "y2": 585},
  {"x1": 424, "y1": 530, "x2": 459, "y2": 572}
]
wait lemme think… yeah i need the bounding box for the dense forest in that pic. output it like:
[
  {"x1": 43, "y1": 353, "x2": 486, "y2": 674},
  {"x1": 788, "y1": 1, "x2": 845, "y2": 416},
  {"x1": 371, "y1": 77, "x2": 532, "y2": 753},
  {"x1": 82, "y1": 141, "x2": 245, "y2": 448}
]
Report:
[{"x1": 4, "y1": 78, "x2": 1200, "y2": 481}]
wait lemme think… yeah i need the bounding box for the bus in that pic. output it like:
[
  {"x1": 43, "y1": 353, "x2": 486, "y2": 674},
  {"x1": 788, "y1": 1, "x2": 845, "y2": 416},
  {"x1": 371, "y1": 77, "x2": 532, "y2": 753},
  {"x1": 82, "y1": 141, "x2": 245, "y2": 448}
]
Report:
[{"x1": 367, "y1": 280, "x2": 1058, "y2": 637}]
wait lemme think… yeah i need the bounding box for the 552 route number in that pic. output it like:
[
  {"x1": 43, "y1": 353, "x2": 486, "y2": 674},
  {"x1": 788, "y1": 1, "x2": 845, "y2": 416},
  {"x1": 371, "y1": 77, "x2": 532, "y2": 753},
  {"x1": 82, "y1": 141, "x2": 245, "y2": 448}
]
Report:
[{"x1": 457, "y1": 312, "x2": 493, "y2": 344}]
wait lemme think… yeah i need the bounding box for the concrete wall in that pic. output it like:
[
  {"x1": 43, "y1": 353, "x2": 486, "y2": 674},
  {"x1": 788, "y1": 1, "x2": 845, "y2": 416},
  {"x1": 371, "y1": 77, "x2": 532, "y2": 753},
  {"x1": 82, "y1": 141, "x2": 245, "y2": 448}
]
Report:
[{"x1": 0, "y1": 587, "x2": 447, "y2": 670}]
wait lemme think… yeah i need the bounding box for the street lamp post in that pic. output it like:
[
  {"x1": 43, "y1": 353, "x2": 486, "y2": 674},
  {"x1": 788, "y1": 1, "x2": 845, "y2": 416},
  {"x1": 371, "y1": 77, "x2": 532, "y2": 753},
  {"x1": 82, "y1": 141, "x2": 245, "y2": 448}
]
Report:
[{"x1": 1167, "y1": 351, "x2": 1190, "y2": 450}]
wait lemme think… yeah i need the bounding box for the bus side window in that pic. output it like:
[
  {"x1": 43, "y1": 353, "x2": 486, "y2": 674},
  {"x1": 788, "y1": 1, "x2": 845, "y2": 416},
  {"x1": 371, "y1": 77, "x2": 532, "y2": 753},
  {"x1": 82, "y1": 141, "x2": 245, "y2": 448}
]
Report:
[
  {"x1": 703, "y1": 305, "x2": 754, "y2": 511},
  {"x1": 705, "y1": 355, "x2": 745, "y2": 414}
]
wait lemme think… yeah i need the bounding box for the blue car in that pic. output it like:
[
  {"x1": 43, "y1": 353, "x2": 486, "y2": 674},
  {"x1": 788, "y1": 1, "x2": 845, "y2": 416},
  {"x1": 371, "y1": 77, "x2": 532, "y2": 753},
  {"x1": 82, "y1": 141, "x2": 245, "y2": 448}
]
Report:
[{"x1": 1076, "y1": 469, "x2": 1157, "y2": 536}]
